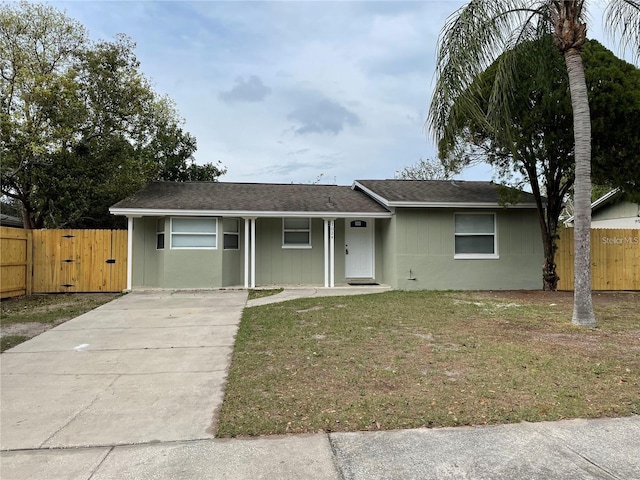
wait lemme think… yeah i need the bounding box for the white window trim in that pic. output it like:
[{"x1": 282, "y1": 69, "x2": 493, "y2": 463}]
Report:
[
  {"x1": 223, "y1": 218, "x2": 240, "y2": 250},
  {"x1": 170, "y1": 217, "x2": 218, "y2": 250},
  {"x1": 454, "y1": 212, "x2": 499, "y2": 260},
  {"x1": 282, "y1": 217, "x2": 312, "y2": 249}
]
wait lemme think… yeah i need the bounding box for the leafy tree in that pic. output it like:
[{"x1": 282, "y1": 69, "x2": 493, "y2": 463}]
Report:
[
  {"x1": 439, "y1": 38, "x2": 640, "y2": 291},
  {"x1": 0, "y1": 2, "x2": 225, "y2": 229},
  {"x1": 428, "y1": 0, "x2": 640, "y2": 327},
  {"x1": 586, "y1": 42, "x2": 640, "y2": 195},
  {"x1": 395, "y1": 158, "x2": 458, "y2": 180}
]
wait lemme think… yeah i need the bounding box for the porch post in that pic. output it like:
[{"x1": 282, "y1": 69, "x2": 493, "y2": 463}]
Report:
[
  {"x1": 250, "y1": 218, "x2": 256, "y2": 288},
  {"x1": 323, "y1": 219, "x2": 329, "y2": 288},
  {"x1": 126, "y1": 216, "x2": 133, "y2": 291},
  {"x1": 329, "y1": 219, "x2": 335, "y2": 288},
  {"x1": 244, "y1": 218, "x2": 250, "y2": 288}
]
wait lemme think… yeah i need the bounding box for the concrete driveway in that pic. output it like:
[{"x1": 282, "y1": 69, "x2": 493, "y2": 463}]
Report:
[
  {"x1": 2, "y1": 288, "x2": 639, "y2": 480},
  {"x1": 0, "y1": 290, "x2": 247, "y2": 450}
]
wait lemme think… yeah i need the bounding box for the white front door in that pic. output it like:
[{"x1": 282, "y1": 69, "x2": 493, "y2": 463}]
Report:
[{"x1": 345, "y1": 218, "x2": 374, "y2": 278}]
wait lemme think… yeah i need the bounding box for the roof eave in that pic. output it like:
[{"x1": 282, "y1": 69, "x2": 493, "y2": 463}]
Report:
[
  {"x1": 590, "y1": 188, "x2": 622, "y2": 212},
  {"x1": 564, "y1": 188, "x2": 620, "y2": 224},
  {"x1": 109, "y1": 207, "x2": 392, "y2": 218},
  {"x1": 352, "y1": 181, "x2": 391, "y2": 207},
  {"x1": 386, "y1": 201, "x2": 539, "y2": 209}
]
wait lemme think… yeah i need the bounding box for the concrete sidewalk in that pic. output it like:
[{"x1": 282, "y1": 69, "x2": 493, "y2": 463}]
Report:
[
  {"x1": 2, "y1": 417, "x2": 638, "y2": 479},
  {"x1": 2, "y1": 288, "x2": 639, "y2": 479}
]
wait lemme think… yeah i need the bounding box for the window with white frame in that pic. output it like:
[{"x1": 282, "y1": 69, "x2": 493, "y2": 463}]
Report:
[
  {"x1": 156, "y1": 218, "x2": 165, "y2": 250},
  {"x1": 454, "y1": 213, "x2": 498, "y2": 259},
  {"x1": 170, "y1": 217, "x2": 217, "y2": 249},
  {"x1": 283, "y1": 217, "x2": 311, "y2": 247},
  {"x1": 223, "y1": 218, "x2": 239, "y2": 250}
]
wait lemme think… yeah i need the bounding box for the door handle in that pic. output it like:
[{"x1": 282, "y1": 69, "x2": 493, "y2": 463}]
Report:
[{"x1": 345, "y1": 244, "x2": 349, "y2": 255}]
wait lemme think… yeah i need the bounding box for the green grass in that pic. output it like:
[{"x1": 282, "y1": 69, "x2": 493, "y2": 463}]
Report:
[
  {"x1": 248, "y1": 288, "x2": 284, "y2": 301},
  {"x1": 216, "y1": 290, "x2": 640, "y2": 437},
  {"x1": 1, "y1": 335, "x2": 30, "y2": 352},
  {"x1": 0, "y1": 293, "x2": 119, "y2": 351}
]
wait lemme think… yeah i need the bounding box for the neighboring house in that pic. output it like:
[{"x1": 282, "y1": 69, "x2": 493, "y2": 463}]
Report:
[
  {"x1": 0, "y1": 214, "x2": 23, "y2": 228},
  {"x1": 110, "y1": 180, "x2": 544, "y2": 291},
  {"x1": 564, "y1": 189, "x2": 640, "y2": 229}
]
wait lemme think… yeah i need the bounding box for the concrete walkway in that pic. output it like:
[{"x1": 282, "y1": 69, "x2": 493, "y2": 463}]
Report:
[
  {"x1": 246, "y1": 285, "x2": 391, "y2": 307},
  {"x1": 2, "y1": 288, "x2": 639, "y2": 479}
]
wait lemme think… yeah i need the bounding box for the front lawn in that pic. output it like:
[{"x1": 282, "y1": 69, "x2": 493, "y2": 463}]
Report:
[{"x1": 216, "y1": 290, "x2": 640, "y2": 437}]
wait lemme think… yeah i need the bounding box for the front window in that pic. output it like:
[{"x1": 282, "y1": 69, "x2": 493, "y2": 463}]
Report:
[
  {"x1": 283, "y1": 217, "x2": 311, "y2": 248},
  {"x1": 454, "y1": 213, "x2": 498, "y2": 259},
  {"x1": 170, "y1": 217, "x2": 217, "y2": 249}
]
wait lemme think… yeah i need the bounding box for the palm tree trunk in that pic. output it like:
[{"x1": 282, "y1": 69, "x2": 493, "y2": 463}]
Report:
[{"x1": 564, "y1": 48, "x2": 596, "y2": 327}]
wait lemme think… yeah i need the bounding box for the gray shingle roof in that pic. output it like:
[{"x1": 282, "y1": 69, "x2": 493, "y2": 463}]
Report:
[
  {"x1": 110, "y1": 182, "x2": 391, "y2": 215},
  {"x1": 355, "y1": 180, "x2": 539, "y2": 206},
  {"x1": 0, "y1": 213, "x2": 23, "y2": 228}
]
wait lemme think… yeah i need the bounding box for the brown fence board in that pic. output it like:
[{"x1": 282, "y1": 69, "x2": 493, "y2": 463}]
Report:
[
  {"x1": 557, "y1": 228, "x2": 640, "y2": 291},
  {"x1": 31, "y1": 229, "x2": 127, "y2": 293},
  {"x1": 111, "y1": 230, "x2": 128, "y2": 291},
  {"x1": 0, "y1": 227, "x2": 31, "y2": 298}
]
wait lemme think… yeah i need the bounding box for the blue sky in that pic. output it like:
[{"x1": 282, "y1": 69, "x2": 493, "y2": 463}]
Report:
[{"x1": 48, "y1": 1, "x2": 619, "y2": 185}]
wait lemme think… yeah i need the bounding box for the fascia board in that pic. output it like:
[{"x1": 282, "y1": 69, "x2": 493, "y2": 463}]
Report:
[
  {"x1": 109, "y1": 208, "x2": 392, "y2": 218},
  {"x1": 352, "y1": 181, "x2": 391, "y2": 207},
  {"x1": 386, "y1": 201, "x2": 539, "y2": 209},
  {"x1": 565, "y1": 188, "x2": 620, "y2": 223},
  {"x1": 590, "y1": 188, "x2": 621, "y2": 211}
]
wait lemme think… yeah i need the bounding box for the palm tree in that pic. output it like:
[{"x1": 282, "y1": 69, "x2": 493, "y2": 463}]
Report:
[{"x1": 428, "y1": 0, "x2": 639, "y2": 327}]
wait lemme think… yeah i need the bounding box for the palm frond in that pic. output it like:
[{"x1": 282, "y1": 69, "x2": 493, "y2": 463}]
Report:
[
  {"x1": 428, "y1": 0, "x2": 552, "y2": 152},
  {"x1": 604, "y1": 0, "x2": 640, "y2": 63}
]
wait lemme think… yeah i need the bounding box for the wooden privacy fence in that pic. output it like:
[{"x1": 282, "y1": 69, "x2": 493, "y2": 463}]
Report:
[
  {"x1": 0, "y1": 227, "x2": 127, "y2": 298},
  {"x1": 556, "y1": 228, "x2": 639, "y2": 291},
  {"x1": 0, "y1": 227, "x2": 32, "y2": 298}
]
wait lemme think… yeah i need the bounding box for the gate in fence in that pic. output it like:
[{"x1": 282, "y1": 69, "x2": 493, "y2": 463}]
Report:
[
  {"x1": 32, "y1": 229, "x2": 127, "y2": 293},
  {"x1": 1, "y1": 227, "x2": 127, "y2": 298}
]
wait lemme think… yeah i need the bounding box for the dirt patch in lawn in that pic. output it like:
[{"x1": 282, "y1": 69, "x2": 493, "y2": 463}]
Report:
[
  {"x1": 0, "y1": 293, "x2": 119, "y2": 351},
  {"x1": 473, "y1": 289, "x2": 637, "y2": 306},
  {"x1": 2, "y1": 318, "x2": 70, "y2": 338}
]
